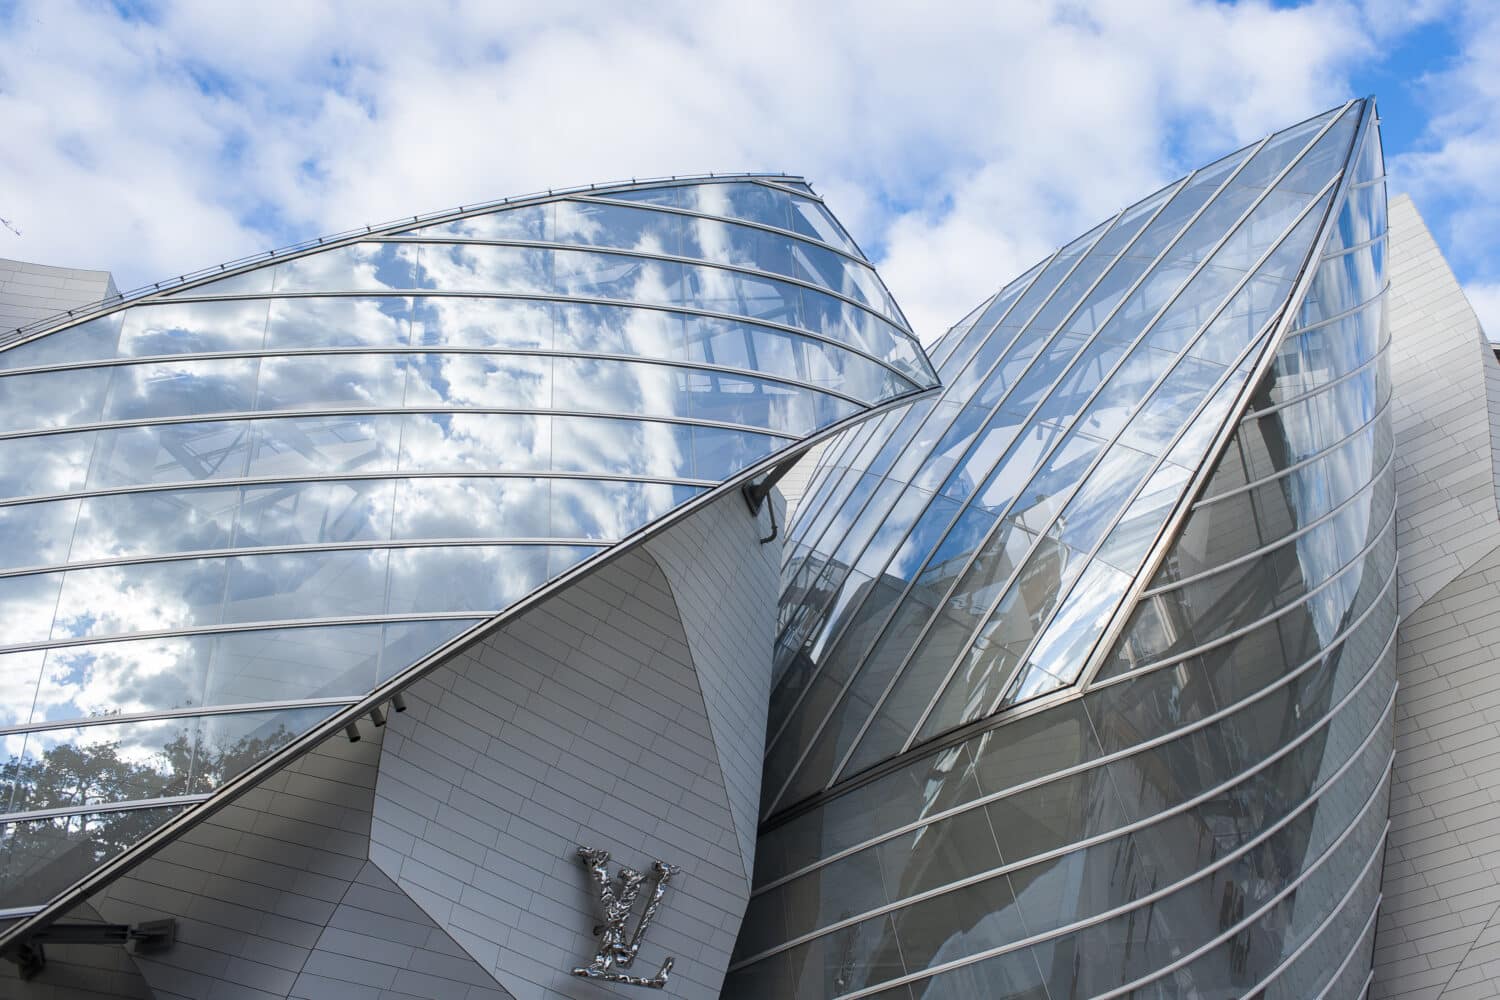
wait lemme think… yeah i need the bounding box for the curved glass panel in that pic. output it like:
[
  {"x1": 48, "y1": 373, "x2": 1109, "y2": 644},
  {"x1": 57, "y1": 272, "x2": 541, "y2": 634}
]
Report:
[
  {"x1": 759, "y1": 102, "x2": 1363, "y2": 826},
  {"x1": 739, "y1": 101, "x2": 1392, "y2": 998},
  {"x1": 0, "y1": 175, "x2": 932, "y2": 916}
]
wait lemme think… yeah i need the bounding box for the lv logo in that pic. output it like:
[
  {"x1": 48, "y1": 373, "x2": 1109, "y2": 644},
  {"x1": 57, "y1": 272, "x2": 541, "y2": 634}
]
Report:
[{"x1": 572, "y1": 847, "x2": 681, "y2": 989}]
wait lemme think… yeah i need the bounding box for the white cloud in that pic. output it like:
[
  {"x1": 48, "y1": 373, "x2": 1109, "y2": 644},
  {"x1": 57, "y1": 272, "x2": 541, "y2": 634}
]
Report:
[
  {"x1": 1385, "y1": 1, "x2": 1500, "y2": 318},
  {"x1": 0, "y1": 0, "x2": 1379, "y2": 340}
]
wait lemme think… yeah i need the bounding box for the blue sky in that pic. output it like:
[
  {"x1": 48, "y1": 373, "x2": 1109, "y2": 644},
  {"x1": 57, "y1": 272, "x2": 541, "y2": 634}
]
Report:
[{"x1": 1, "y1": 0, "x2": 1496, "y2": 339}]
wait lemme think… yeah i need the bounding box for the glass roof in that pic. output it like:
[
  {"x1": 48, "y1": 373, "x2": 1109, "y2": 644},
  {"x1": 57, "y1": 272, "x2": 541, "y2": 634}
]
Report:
[
  {"x1": 0, "y1": 175, "x2": 935, "y2": 916},
  {"x1": 763, "y1": 101, "x2": 1368, "y2": 819}
]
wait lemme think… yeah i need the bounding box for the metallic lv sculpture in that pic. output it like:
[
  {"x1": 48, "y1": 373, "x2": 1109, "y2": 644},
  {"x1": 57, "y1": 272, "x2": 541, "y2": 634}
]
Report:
[{"x1": 572, "y1": 848, "x2": 680, "y2": 989}]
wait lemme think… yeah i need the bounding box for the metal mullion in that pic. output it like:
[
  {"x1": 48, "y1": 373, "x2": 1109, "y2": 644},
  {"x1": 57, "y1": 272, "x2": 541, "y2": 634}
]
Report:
[
  {"x1": 760, "y1": 192, "x2": 1189, "y2": 778},
  {"x1": 1313, "y1": 897, "x2": 1382, "y2": 1000},
  {"x1": 796, "y1": 130, "x2": 1287, "y2": 794},
  {"x1": 0, "y1": 405, "x2": 802, "y2": 444},
  {"x1": 1086, "y1": 500, "x2": 1397, "y2": 693},
  {"x1": 1072, "y1": 97, "x2": 1374, "y2": 694},
  {"x1": 825, "y1": 706, "x2": 1395, "y2": 999},
  {"x1": 749, "y1": 176, "x2": 828, "y2": 202},
  {"x1": 762, "y1": 238, "x2": 1100, "y2": 749},
  {"x1": 359, "y1": 235, "x2": 908, "y2": 334},
  {"x1": 1090, "y1": 784, "x2": 1391, "y2": 1000},
  {"x1": 1140, "y1": 446, "x2": 1395, "y2": 597},
  {"x1": 1251, "y1": 852, "x2": 1383, "y2": 995},
  {"x1": 1269, "y1": 281, "x2": 1388, "y2": 343},
  {"x1": 0, "y1": 613, "x2": 487, "y2": 657},
  {"x1": 0, "y1": 794, "x2": 216, "y2": 826},
  {"x1": 786, "y1": 408, "x2": 908, "y2": 549},
  {"x1": 0, "y1": 346, "x2": 872, "y2": 410},
  {"x1": 0, "y1": 697, "x2": 362, "y2": 738},
  {"x1": 736, "y1": 630, "x2": 1394, "y2": 967},
  {"x1": 804, "y1": 146, "x2": 1284, "y2": 797},
  {"x1": 762, "y1": 222, "x2": 1127, "y2": 757},
  {"x1": 0, "y1": 470, "x2": 717, "y2": 511},
  {"x1": 522, "y1": 193, "x2": 874, "y2": 270},
  {"x1": 118, "y1": 289, "x2": 926, "y2": 393},
  {"x1": 1241, "y1": 341, "x2": 1386, "y2": 417},
  {"x1": 912, "y1": 156, "x2": 1346, "y2": 741},
  {"x1": 0, "y1": 535, "x2": 613, "y2": 581},
  {"x1": 0, "y1": 382, "x2": 932, "y2": 953},
  {"x1": 967, "y1": 174, "x2": 1346, "y2": 721},
  {"x1": 750, "y1": 561, "x2": 1394, "y2": 897},
  {"x1": 2, "y1": 173, "x2": 810, "y2": 351},
  {"x1": 1195, "y1": 389, "x2": 1392, "y2": 508},
  {"x1": 1321, "y1": 229, "x2": 1387, "y2": 260}
]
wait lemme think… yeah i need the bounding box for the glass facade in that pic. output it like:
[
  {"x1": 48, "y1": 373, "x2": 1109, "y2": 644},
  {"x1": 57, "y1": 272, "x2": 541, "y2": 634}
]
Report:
[
  {"x1": 0, "y1": 176, "x2": 935, "y2": 916},
  {"x1": 730, "y1": 99, "x2": 1393, "y2": 997}
]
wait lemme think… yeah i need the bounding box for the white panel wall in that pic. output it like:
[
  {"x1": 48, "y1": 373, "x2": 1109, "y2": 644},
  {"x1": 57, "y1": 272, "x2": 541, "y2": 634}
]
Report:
[
  {"x1": 1374, "y1": 196, "x2": 1500, "y2": 999},
  {"x1": 370, "y1": 488, "x2": 779, "y2": 1000},
  {"x1": 0, "y1": 257, "x2": 116, "y2": 333}
]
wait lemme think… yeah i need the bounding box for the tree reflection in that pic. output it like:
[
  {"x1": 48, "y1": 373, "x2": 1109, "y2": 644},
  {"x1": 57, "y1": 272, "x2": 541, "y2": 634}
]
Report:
[{"x1": 0, "y1": 724, "x2": 294, "y2": 907}]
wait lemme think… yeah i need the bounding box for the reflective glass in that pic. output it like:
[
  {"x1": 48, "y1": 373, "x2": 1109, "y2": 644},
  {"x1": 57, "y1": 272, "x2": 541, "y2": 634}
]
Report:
[
  {"x1": 0, "y1": 367, "x2": 110, "y2": 433},
  {"x1": 0, "y1": 313, "x2": 123, "y2": 370},
  {"x1": 414, "y1": 296, "x2": 553, "y2": 351},
  {"x1": 0, "y1": 500, "x2": 81, "y2": 571},
  {"x1": 100, "y1": 358, "x2": 258, "y2": 422},
  {"x1": 263, "y1": 295, "x2": 412, "y2": 349},
  {"x1": 0, "y1": 805, "x2": 185, "y2": 909}
]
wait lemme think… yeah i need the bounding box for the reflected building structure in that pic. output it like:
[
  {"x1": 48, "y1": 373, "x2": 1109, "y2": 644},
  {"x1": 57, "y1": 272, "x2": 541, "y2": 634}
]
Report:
[
  {"x1": 0, "y1": 96, "x2": 1490, "y2": 1000},
  {"x1": 731, "y1": 98, "x2": 1397, "y2": 998}
]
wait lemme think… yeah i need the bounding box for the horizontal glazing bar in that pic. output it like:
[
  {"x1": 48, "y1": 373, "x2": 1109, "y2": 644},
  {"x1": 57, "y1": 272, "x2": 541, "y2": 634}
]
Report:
[
  {"x1": 164, "y1": 241, "x2": 910, "y2": 350},
  {"x1": 1321, "y1": 230, "x2": 1387, "y2": 260},
  {"x1": 423, "y1": 192, "x2": 873, "y2": 270},
  {"x1": 87, "y1": 288, "x2": 927, "y2": 393},
  {"x1": 0, "y1": 405, "x2": 801, "y2": 444},
  {"x1": 1241, "y1": 337, "x2": 1386, "y2": 417},
  {"x1": 1252, "y1": 869, "x2": 1381, "y2": 995},
  {"x1": 1141, "y1": 447, "x2": 1395, "y2": 596},
  {"x1": 0, "y1": 536, "x2": 616, "y2": 581},
  {"x1": 752, "y1": 561, "x2": 1395, "y2": 894},
  {"x1": 827, "y1": 709, "x2": 1392, "y2": 998},
  {"x1": 0, "y1": 470, "x2": 718, "y2": 511},
  {"x1": 1195, "y1": 392, "x2": 1393, "y2": 507},
  {"x1": 0, "y1": 696, "x2": 362, "y2": 738},
  {"x1": 1090, "y1": 501, "x2": 1397, "y2": 689},
  {"x1": 1092, "y1": 798, "x2": 1390, "y2": 1000},
  {"x1": 1315, "y1": 893, "x2": 1382, "y2": 1000},
  {"x1": 737, "y1": 627, "x2": 1393, "y2": 964},
  {"x1": 0, "y1": 794, "x2": 215, "y2": 825},
  {"x1": 0, "y1": 612, "x2": 487, "y2": 656},
  {"x1": 0, "y1": 346, "x2": 871, "y2": 409}
]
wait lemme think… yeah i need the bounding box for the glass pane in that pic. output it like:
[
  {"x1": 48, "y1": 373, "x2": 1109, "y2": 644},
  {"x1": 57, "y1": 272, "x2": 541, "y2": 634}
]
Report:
[
  {"x1": 118, "y1": 299, "x2": 271, "y2": 356},
  {"x1": 386, "y1": 545, "x2": 550, "y2": 615},
  {"x1": 263, "y1": 296, "x2": 412, "y2": 349},
  {"x1": 0, "y1": 804, "x2": 185, "y2": 909},
  {"x1": 392, "y1": 477, "x2": 550, "y2": 540}
]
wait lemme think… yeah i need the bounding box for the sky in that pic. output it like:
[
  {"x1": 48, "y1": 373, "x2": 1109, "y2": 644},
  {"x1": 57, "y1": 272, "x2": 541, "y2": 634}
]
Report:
[{"x1": 0, "y1": 0, "x2": 1496, "y2": 342}]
